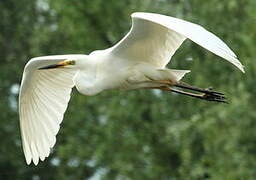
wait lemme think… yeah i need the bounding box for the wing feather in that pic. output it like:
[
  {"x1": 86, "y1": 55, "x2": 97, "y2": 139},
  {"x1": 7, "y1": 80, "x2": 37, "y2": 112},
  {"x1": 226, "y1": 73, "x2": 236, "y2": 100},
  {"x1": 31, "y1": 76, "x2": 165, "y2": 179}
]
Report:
[
  {"x1": 19, "y1": 56, "x2": 78, "y2": 165},
  {"x1": 110, "y1": 12, "x2": 244, "y2": 72}
]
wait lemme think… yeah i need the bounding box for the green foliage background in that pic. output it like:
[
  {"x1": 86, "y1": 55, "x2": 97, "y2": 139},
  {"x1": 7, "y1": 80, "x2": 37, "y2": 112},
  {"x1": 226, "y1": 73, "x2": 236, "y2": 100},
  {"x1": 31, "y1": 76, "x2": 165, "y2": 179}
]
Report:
[{"x1": 0, "y1": 0, "x2": 255, "y2": 179}]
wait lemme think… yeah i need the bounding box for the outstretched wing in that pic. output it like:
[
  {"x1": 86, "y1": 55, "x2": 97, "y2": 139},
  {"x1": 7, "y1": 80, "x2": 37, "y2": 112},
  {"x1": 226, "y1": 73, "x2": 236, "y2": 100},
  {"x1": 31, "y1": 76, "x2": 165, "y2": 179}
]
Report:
[
  {"x1": 110, "y1": 12, "x2": 244, "y2": 72},
  {"x1": 19, "y1": 55, "x2": 78, "y2": 165}
]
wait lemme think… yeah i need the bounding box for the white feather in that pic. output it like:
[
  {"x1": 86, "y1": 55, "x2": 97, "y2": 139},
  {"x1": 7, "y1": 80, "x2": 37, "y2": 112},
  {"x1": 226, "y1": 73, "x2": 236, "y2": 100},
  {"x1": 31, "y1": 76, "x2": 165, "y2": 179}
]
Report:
[
  {"x1": 19, "y1": 55, "x2": 79, "y2": 165},
  {"x1": 110, "y1": 12, "x2": 244, "y2": 72}
]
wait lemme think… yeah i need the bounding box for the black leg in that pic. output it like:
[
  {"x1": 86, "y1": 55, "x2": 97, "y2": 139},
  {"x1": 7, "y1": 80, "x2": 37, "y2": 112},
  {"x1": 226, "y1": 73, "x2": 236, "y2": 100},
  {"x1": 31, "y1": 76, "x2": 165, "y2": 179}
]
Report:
[
  {"x1": 169, "y1": 87, "x2": 228, "y2": 103},
  {"x1": 174, "y1": 82, "x2": 224, "y2": 95},
  {"x1": 146, "y1": 81, "x2": 228, "y2": 103}
]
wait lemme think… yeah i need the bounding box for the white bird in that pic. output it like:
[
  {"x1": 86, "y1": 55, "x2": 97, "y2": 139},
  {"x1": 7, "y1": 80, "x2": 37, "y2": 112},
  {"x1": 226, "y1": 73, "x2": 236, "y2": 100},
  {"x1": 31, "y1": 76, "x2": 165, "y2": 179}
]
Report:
[{"x1": 19, "y1": 12, "x2": 244, "y2": 165}]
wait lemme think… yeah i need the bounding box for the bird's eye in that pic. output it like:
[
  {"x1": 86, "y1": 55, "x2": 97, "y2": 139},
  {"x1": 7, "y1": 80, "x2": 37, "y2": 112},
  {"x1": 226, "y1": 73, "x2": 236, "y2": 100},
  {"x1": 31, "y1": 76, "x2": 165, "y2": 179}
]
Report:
[{"x1": 65, "y1": 60, "x2": 76, "y2": 65}]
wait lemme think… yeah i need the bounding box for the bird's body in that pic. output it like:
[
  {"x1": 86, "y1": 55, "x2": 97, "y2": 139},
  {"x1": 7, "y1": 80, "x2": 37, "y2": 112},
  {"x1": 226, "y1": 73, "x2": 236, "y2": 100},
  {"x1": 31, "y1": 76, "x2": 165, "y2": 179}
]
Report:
[
  {"x1": 19, "y1": 12, "x2": 244, "y2": 165},
  {"x1": 73, "y1": 53, "x2": 183, "y2": 95}
]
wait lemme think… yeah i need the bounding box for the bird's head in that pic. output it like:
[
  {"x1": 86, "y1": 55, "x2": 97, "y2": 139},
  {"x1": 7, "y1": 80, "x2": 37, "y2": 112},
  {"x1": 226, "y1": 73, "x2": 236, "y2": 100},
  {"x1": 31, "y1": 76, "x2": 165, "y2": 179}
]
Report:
[{"x1": 38, "y1": 59, "x2": 76, "y2": 70}]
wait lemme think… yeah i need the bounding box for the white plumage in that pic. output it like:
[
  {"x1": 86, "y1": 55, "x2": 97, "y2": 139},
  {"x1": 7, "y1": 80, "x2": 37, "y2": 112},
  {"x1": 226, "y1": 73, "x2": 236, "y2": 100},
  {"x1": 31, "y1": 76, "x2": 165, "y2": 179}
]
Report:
[
  {"x1": 111, "y1": 13, "x2": 243, "y2": 71},
  {"x1": 19, "y1": 12, "x2": 244, "y2": 165}
]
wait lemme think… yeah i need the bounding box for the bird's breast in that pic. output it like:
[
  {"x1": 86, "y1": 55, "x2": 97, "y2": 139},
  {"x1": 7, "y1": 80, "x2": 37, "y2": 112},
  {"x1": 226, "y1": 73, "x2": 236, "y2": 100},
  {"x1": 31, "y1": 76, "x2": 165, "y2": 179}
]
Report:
[{"x1": 73, "y1": 71, "x2": 102, "y2": 96}]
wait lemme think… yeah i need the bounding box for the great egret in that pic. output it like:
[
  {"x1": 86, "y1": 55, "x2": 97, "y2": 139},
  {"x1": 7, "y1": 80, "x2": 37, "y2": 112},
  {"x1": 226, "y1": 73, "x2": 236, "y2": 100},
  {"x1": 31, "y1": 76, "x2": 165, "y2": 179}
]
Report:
[{"x1": 19, "y1": 12, "x2": 244, "y2": 165}]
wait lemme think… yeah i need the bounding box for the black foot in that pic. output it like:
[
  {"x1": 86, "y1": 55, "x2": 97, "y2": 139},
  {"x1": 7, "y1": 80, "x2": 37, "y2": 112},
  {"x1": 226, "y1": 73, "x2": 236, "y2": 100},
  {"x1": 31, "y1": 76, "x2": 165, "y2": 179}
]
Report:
[
  {"x1": 173, "y1": 82, "x2": 228, "y2": 103},
  {"x1": 201, "y1": 90, "x2": 228, "y2": 103},
  {"x1": 205, "y1": 87, "x2": 224, "y2": 96}
]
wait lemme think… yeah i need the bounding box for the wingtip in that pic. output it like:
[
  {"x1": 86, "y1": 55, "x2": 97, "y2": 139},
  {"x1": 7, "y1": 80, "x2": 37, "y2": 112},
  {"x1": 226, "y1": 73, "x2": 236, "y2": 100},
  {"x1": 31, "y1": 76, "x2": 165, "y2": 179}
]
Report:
[
  {"x1": 25, "y1": 153, "x2": 48, "y2": 166},
  {"x1": 33, "y1": 157, "x2": 39, "y2": 166},
  {"x1": 234, "y1": 61, "x2": 245, "y2": 73},
  {"x1": 25, "y1": 158, "x2": 32, "y2": 165},
  {"x1": 236, "y1": 64, "x2": 245, "y2": 73},
  {"x1": 240, "y1": 66, "x2": 245, "y2": 73}
]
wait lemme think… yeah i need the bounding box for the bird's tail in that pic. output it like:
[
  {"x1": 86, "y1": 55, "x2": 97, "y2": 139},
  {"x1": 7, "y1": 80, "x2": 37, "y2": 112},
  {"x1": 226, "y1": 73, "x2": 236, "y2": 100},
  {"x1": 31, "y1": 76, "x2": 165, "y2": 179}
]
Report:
[{"x1": 169, "y1": 69, "x2": 190, "y2": 81}]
